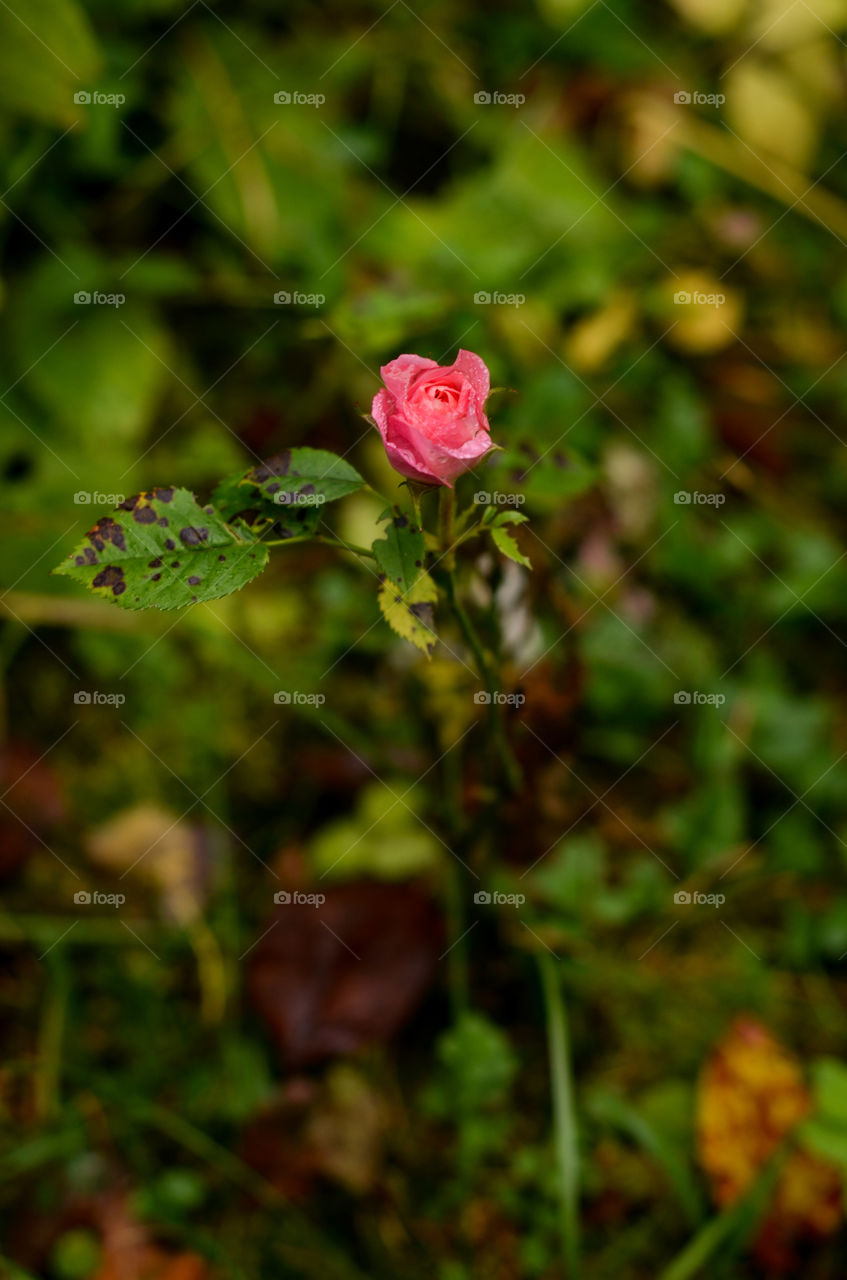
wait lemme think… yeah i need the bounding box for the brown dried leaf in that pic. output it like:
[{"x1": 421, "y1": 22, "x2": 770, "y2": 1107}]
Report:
[
  {"x1": 0, "y1": 740, "x2": 66, "y2": 881},
  {"x1": 248, "y1": 881, "x2": 443, "y2": 1068}
]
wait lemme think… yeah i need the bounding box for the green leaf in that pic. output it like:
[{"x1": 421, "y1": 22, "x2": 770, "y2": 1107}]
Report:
[
  {"x1": 372, "y1": 505, "x2": 426, "y2": 590},
  {"x1": 490, "y1": 509, "x2": 529, "y2": 528},
  {"x1": 310, "y1": 782, "x2": 441, "y2": 881},
  {"x1": 377, "y1": 571, "x2": 438, "y2": 658},
  {"x1": 248, "y1": 448, "x2": 365, "y2": 506},
  {"x1": 53, "y1": 488, "x2": 268, "y2": 610},
  {"x1": 213, "y1": 448, "x2": 364, "y2": 540},
  {"x1": 211, "y1": 473, "x2": 322, "y2": 541},
  {"x1": 435, "y1": 1012, "x2": 517, "y2": 1109},
  {"x1": 495, "y1": 446, "x2": 597, "y2": 505},
  {"x1": 798, "y1": 1119, "x2": 847, "y2": 1170},
  {"x1": 491, "y1": 525, "x2": 532, "y2": 569},
  {"x1": 810, "y1": 1057, "x2": 847, "y2": 1128},
  {"x1": 0, "y1": 0, "x2": 100, "y2": 128}
]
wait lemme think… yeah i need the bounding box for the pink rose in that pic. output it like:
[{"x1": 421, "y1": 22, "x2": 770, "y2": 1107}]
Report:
[{"x1": 372, "y1": 349, "x2": 493, "y2": 486}]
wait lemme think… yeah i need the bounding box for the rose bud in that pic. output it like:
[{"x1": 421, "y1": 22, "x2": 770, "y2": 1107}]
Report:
[{"x1": 371, "y1": 350, "x2": 494, "y2": 487}]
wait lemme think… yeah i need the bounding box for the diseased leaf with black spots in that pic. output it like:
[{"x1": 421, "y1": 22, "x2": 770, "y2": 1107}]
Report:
[
  {"x1": 53, "y1": 488, "x2": 268, "y2": 610},
  {"x1": 377, "y1": 571, "x2": 438, "y2": 658},
  {"x1": 249, "y1": 447, "x2": 365, "y2": 504},
  {"x1": 498, "y1": 445, "x2": 596, "y2": 503},
  {"x1": 212, "y1": 473, "x2": 322, "y2": 541},
  {"x1": 213, "y1": 448, "x2": 363, "y2": 527},
  {"x1": 372, "y1": 505, "x2": 425, "y2": 591}
]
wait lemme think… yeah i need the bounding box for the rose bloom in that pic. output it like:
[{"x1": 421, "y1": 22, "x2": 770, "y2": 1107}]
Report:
[{"x1": 372, "y1": 349, "x2": 493, "y2": 486}]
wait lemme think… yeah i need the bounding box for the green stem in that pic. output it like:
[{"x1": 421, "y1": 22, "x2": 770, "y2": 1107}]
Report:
[
  {"x1": 438, "y1": 487, "x2": 456, "y2": 570},
  {"x1": 35, "y1": 951, "x2": 68, "y2": 1123},
  {"x1": 538, "y1": 953, "x2": 580, "y2": 1278},
  {"x1": 444, "y1": 860, "x2": 470, "y2": 1023},
  {"x1": 437, "y1": 489, "x2": 522, "y2": 793},
  {"x1": 262, "y1": 534, "x2": 376, "y2": 558},
  {"x1": 443, "y1": 572, "x2": 522, "y2": 793}
]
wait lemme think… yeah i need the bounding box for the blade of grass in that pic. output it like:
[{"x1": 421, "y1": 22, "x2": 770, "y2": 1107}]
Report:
[
  {"x1": 538, "y1": 952, "x2": 580, "y2": 1278},
  {"x1": 588, "y1": 1090, "x2": 705, "y2": 1226},
  {"x1": 657, "y1": 1150, "x2": 782, "y2": 1280}
]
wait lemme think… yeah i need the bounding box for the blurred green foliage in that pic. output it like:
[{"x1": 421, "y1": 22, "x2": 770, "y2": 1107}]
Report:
[{"x1": 2, "y1": 0, "x2": 847, "y2": 1276}]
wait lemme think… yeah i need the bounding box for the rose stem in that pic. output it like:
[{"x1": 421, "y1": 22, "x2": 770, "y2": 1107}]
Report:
[
  {"x1": 438, "y1": 490, "x2": 522, "y2": 792},
  {"x1": 262, "y1": 534, "x2": 376, "y2": 559}
]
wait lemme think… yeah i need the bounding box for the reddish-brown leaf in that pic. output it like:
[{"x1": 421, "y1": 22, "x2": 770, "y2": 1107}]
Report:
[{"x1": 248, "y1": 880, "x2": 443, "y2": 1067}]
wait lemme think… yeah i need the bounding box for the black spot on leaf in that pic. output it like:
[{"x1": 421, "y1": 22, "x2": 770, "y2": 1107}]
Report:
[
  {"x1": 153, "y1": 487, "x2": 174, "y2": 503},
  {"x1": 253, "y1": 450, "x2": 292, "y2": 483},
  {"x1": 179, "y1": 526, "x2": 209, "y2": 546},
  {"x1": 92, "y1": 565, "x2": 126, "y2": 596},
  {"x1": 164, "y1": 539, "x2": 175, "y2": 550},
  {"x1": 148, "y1": 558, "x2": 162, "y2": 568},
  {"x1": 187, "y1": 576, "x2": 201, "y2": 586},
  {"x1": 133, "y1": 505, "x2": 156, "y2": 524},
  {"x1": 88, "y1": 518, "x2": 126, "y2": 553}
]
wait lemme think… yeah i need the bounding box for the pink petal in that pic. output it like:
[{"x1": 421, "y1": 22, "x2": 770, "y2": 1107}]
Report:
[
  {"x1": 380, "y1": 353, "x2": 439, "y2": 402},
  {"x1": 452, "y1": 350, "x2": 490, "y2": 404}
]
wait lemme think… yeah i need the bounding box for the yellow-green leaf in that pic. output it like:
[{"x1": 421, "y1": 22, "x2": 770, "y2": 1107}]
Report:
[{"x1": 377, "y1": 571, "x2": 438, "y2": 658}]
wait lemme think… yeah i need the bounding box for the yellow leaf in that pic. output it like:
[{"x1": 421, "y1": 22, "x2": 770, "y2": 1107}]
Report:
[
  {"x1": 662, "y1": 270, "x2": 743, "y2": 354},
  {"x1": 564, "y1": 293, "x2": 636, "y2": 373},
  {"x1": 697, "y1": 1017, "x2": 842, "y2": 1269},
  {"x1": 377, "y1": 570, "x2": 438, "y2": 658},
  {"x1": 669, "y1": 0, "x2": 746, "y2": 33},
  {"x1": 725, "y1": 61, "x2": 817, "y2": 170},
  {"x1": 746, "y1": 0, "x2": 847, "y2": 50}
]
